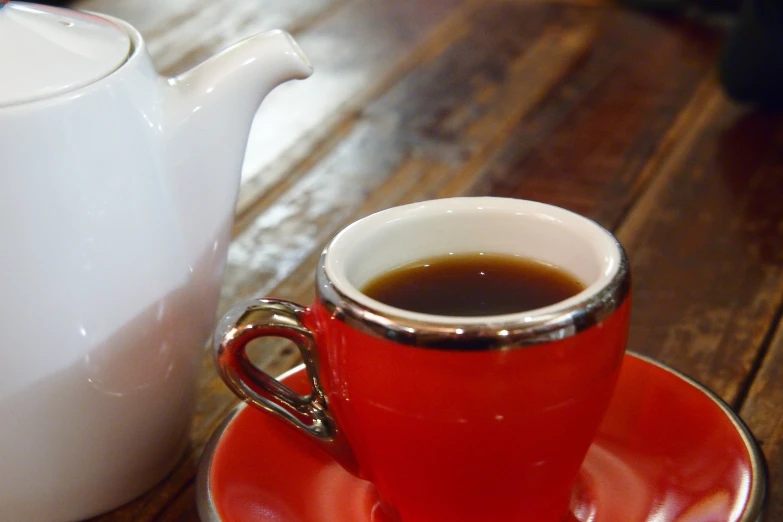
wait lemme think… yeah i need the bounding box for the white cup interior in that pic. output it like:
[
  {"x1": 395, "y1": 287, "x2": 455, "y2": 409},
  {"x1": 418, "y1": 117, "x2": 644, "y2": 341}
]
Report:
[{"x1": 324, "y1": 197, "x2": 621, "y2": 325}]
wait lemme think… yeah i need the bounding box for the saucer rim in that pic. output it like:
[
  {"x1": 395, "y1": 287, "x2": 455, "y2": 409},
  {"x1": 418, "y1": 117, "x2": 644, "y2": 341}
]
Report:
[
  {"x1": 196, "y1": 352, "x2": 768, "y2": 522},
  {"x1": 634, "y1": 353, "x2": 768, "y2": 522}
]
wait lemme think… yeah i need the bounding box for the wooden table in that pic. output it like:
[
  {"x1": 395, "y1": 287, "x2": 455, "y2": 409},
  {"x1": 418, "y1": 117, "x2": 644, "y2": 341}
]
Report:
[{"x1": 74, "y1": 0, "x2": 782, "y2": 519}]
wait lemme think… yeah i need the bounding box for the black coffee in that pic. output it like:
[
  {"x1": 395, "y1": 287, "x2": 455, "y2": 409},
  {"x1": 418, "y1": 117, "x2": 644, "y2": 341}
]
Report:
[{"x1": 361, "y1": 253, "x2": 585, "y2": 316}]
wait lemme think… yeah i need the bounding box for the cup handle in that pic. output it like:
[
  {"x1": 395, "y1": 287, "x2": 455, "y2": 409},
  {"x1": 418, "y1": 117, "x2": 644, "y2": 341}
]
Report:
[{"x1": 213, "y1": 298, "x2": 336, "y2": 440}]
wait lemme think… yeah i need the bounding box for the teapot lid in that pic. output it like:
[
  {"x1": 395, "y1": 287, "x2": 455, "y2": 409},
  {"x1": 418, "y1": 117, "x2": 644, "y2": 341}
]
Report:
[{"x1": 0, "y1": 2, "x2": 131, "y2": 107}]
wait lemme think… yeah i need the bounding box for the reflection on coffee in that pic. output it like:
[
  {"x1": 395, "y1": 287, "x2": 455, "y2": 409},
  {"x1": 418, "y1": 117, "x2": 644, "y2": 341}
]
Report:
[{"x1": 362, "y1": 252, "x2": 585, "y2": 316}]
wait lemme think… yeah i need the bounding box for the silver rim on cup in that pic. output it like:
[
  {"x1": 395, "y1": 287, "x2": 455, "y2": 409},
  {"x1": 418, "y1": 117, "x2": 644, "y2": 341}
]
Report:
[{"x1": 317, "y1": 197, "x2": 631, "y2": 350}]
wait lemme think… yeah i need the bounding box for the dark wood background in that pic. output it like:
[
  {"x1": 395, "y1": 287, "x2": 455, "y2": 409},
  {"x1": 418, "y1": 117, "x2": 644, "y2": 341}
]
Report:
[{"x1": 71, "y1": 0, "x2": 783, "y2": 520}]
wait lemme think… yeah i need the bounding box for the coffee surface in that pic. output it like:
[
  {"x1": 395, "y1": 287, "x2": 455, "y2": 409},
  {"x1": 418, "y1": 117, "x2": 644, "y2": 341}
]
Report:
[{"x1": 361, "y1": 253, "x2": 585, "y2": 316}]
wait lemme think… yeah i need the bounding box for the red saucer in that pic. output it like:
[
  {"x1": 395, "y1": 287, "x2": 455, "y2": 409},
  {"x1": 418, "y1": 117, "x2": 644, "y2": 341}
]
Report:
[{"x1": 197, "y1": 354, "x2": 767, "y2": 522}]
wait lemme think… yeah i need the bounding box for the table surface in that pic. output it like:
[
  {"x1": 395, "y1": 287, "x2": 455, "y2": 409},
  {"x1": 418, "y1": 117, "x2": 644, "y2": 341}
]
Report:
[{"x1": 72, "y1": 0, "x2": 783, "y2": 520}]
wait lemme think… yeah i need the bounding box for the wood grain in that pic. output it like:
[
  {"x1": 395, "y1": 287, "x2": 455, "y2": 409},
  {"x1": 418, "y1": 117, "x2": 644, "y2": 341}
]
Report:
[
  {"x1": 223, "y1": 1, "x2": 595, "y2": 311},
  {"x1": 469, "y1": 13, "x2": 720, "y2": 224},
  {"x1": 742, "y1": 319, "x2": 783, "y2": 522},
  {"x1": 615, "y1": 90, "x2": 783, "y2": 403},
  {"x1": 234, "y1": 0, "x2": 474, "y2": 213}
]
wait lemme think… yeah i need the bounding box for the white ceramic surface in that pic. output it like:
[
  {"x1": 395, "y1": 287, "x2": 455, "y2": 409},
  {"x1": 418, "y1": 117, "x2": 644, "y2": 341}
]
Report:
[
  {"x1": 0, "y1": 2, "x2": 130, "y2": 106},
  {"x1": 0, "y1": 4, "x2": 311, "y2": 521}
]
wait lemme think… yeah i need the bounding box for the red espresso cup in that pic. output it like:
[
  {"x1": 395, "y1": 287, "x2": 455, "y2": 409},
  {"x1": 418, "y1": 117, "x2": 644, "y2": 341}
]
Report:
[{"x1": 214, "y1": 197, "x2": 631, "y2": 522}]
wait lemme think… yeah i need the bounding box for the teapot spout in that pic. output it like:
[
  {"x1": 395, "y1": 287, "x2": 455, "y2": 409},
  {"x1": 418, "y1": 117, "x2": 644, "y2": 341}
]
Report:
[
  {"x1": 163, "y1": 29, "x2": 311, "y2": 260},
  {"x1": 169, "y1": 29, "x2": 312, "y2": 119}
]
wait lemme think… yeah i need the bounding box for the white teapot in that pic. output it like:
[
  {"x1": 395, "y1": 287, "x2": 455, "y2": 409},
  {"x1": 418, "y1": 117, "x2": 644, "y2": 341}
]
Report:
[{"x1": 0, "y1": 2, "x2": 311, "y2": 520}]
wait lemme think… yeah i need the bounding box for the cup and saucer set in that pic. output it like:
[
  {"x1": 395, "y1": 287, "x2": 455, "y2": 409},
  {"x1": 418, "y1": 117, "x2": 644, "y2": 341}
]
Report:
[{"x1": 197, "y1": 198, "x2": 768, "y2": 522}]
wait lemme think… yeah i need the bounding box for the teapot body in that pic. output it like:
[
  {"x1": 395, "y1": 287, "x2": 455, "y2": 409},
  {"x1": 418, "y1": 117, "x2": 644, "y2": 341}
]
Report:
[{"x1": 0, "y1": 24, "x2": 230, "y2": 521}]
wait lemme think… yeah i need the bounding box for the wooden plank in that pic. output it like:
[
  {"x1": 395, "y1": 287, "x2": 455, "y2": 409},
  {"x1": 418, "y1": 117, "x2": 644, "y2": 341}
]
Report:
[
  {"x1": 741, "y1": 318, "x2": 783, "y2": 521},
  {"x1": 223, "y1": 1, "x2": 596, "y2": 310},
  {"x1": 234, "y1": 0, "x2": 474, "y2": 211},
  {"x1": 460, "y1": 12, "x2": 720, "y2": 224},
  {"x1": 612, "y1": 90, "x2": 783, "y2": 402}
]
